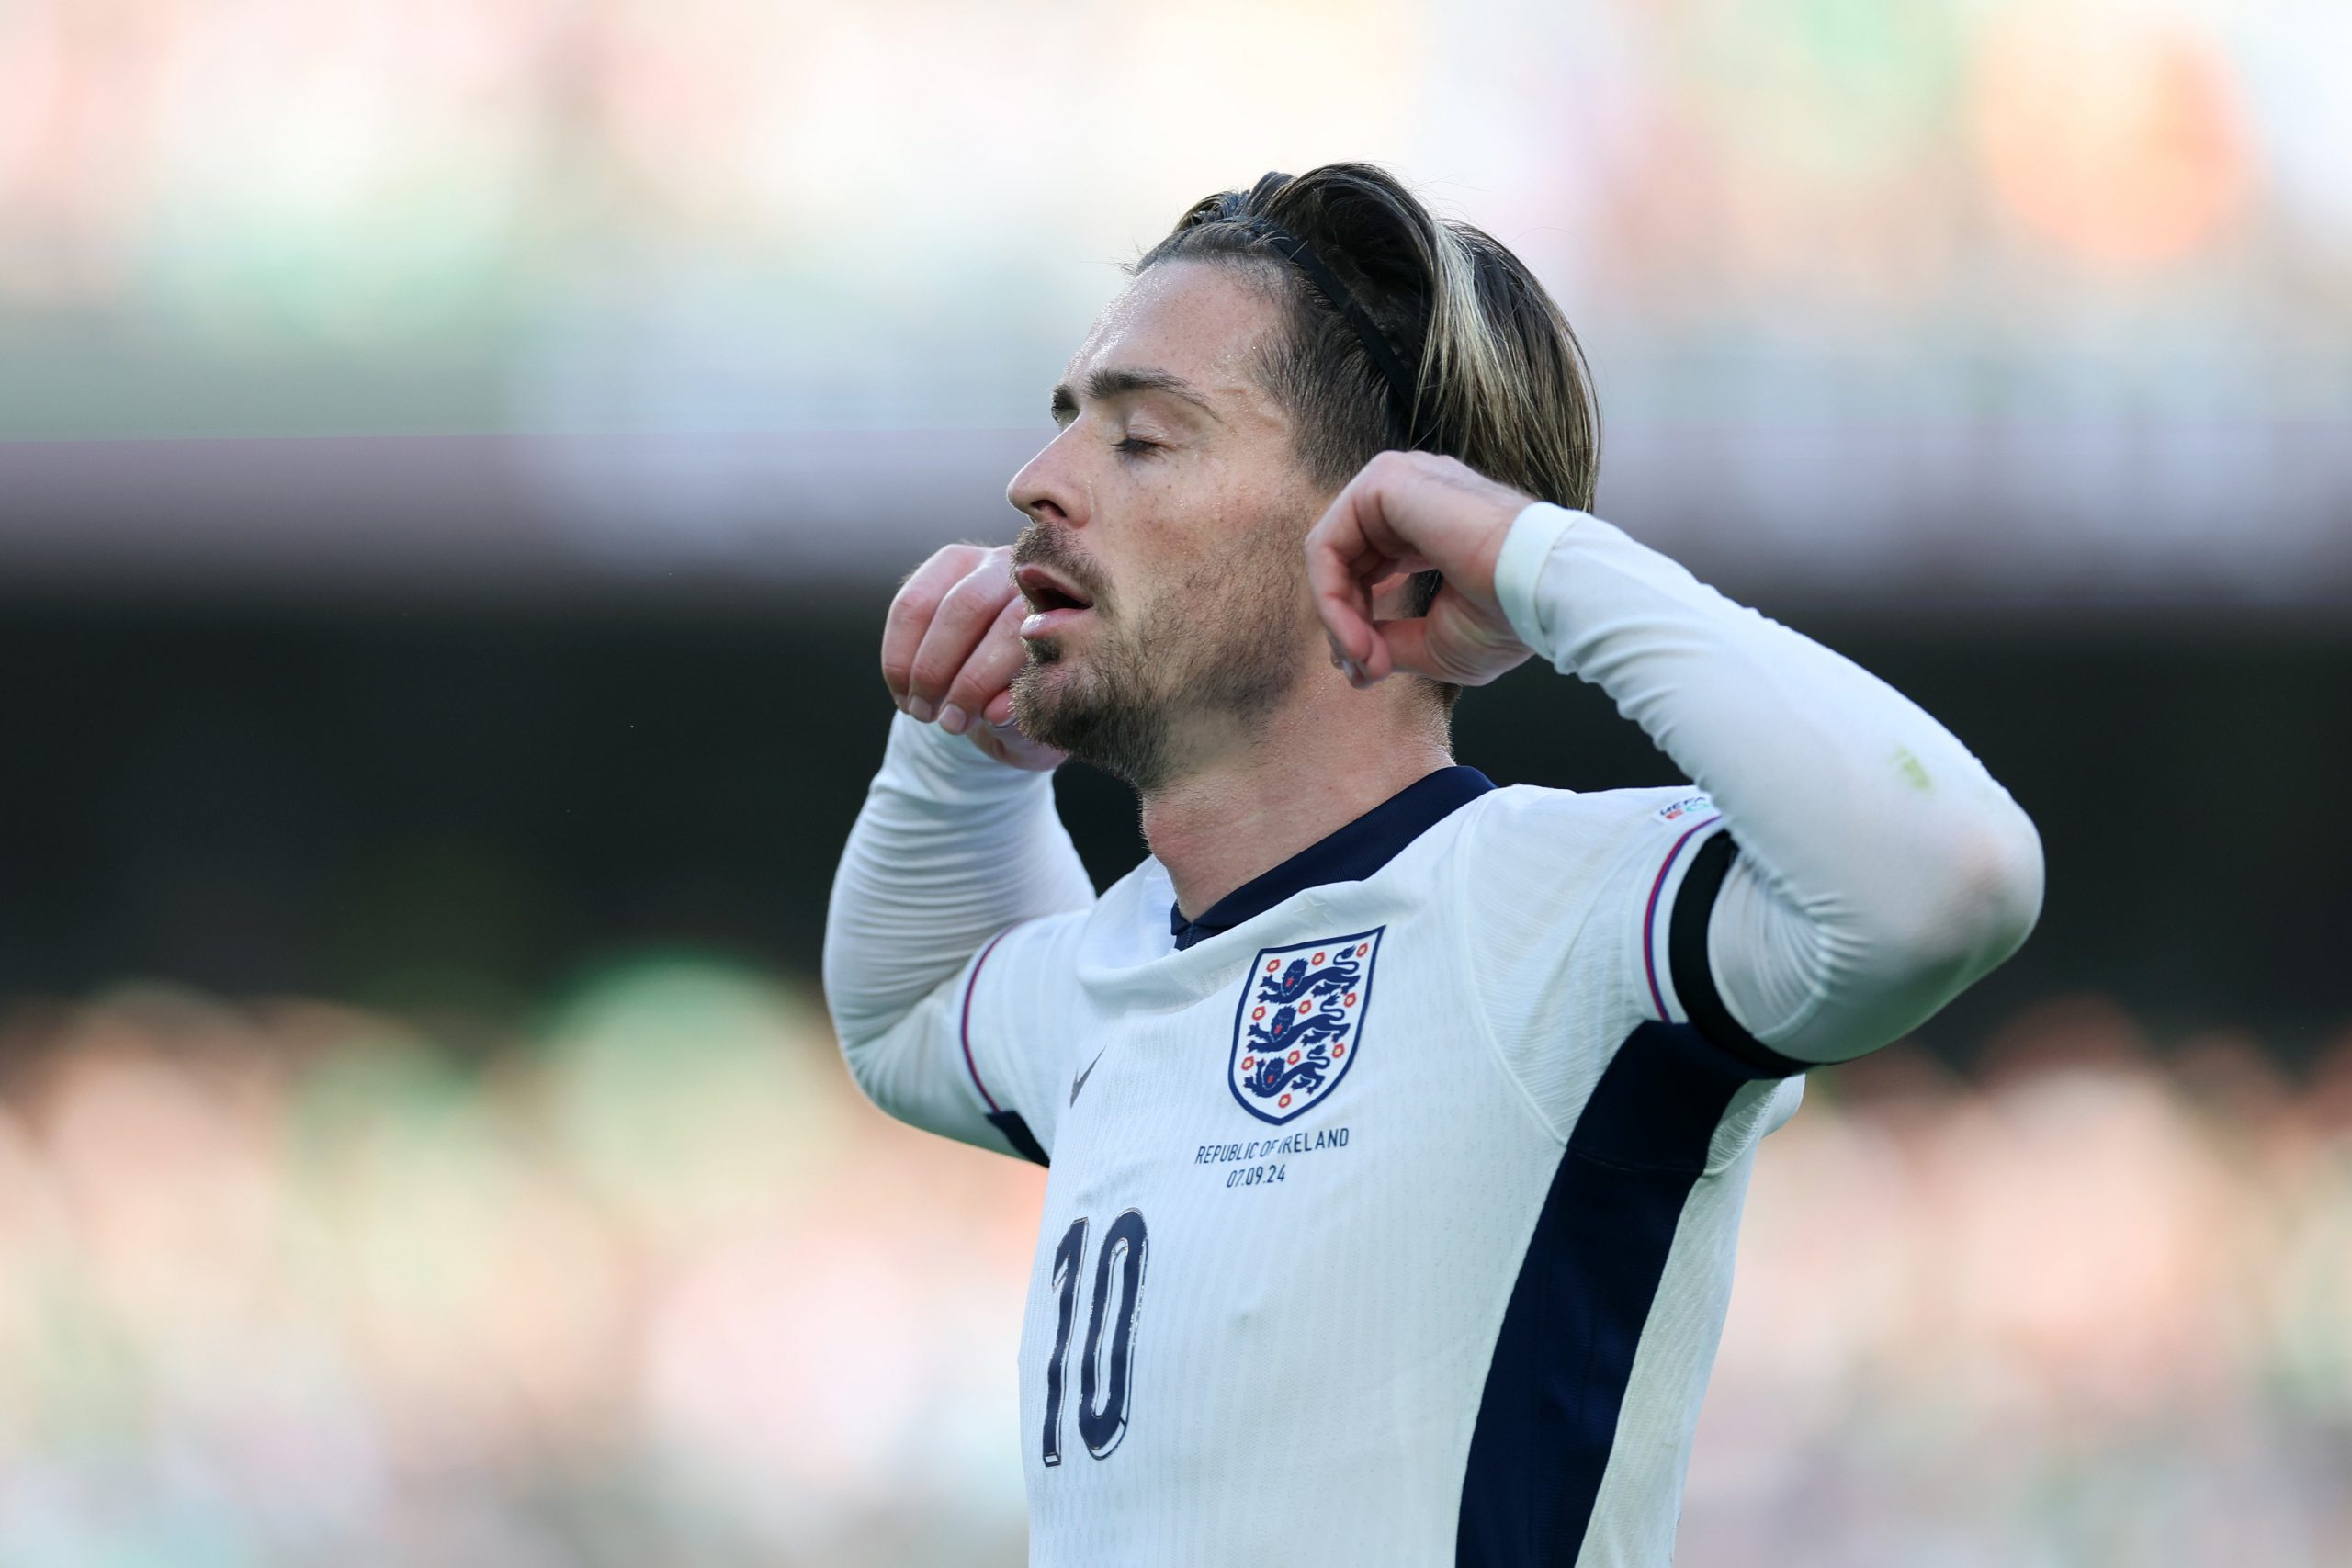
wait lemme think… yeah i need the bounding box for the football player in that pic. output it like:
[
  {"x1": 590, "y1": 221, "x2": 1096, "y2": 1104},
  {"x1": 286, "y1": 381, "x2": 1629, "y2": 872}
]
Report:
[{"x1": 824, "y1": 164, "x2": 2041, "y2": 1566}]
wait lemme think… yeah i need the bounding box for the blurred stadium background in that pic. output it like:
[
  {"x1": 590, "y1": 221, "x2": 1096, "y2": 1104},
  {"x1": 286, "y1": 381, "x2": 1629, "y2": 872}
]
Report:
[{"x1": 0, "y1": 0, "x2": 2347, "y2": 1562}]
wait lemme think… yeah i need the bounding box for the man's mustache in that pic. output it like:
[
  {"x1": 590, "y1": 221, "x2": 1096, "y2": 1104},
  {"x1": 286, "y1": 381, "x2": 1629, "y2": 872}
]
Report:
[{"x1": 1011, "y1": 523, "x2": 1108, "y2": 607}]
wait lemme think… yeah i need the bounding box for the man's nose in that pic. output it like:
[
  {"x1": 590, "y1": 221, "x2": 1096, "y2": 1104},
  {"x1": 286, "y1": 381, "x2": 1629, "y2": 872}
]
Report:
[{"x1": 1008, "y1": 430, "x2": 1085, "y2": 527}]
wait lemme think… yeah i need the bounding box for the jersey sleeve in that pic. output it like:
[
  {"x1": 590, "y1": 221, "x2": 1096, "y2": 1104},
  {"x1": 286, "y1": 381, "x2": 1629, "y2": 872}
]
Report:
[
  {"x1": 838, "y1": 910, "x2": 1085, "y2": 1165},
  {"x1": 1452, "y1": 787, "x2": 1806, "y2": 1172},
  {"x1": 822, "y1": 710, "x2": 1096, "y2": 1166},
  {"x1": 1489, "y1": 502, "x2": 2044, "y2": 1067}
]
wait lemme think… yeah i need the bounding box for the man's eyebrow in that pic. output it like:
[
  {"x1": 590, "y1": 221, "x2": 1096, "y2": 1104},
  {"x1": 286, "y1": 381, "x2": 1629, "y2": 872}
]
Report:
[{"x1": 1049, "y1": 366, "x2": 1224, "y2": 426}]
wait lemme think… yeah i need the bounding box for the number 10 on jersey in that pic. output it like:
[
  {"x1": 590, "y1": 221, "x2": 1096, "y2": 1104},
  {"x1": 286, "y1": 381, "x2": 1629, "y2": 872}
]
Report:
[{"x1": 1041, "y1": 1208, "x2": 1148, "y2": 1464}]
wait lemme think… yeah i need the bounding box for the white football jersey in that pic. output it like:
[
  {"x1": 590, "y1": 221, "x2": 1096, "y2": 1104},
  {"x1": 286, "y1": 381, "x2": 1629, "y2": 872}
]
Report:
[{"x1": 915, "y1": 767, "x2": 1805, "y2": 1566}]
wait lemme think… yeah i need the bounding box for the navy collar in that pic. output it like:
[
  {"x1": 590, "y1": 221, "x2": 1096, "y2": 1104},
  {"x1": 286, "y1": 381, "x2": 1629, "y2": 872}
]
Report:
[{"x1": 1168, "y1": 766, "x2": 1495, "y2": 951}]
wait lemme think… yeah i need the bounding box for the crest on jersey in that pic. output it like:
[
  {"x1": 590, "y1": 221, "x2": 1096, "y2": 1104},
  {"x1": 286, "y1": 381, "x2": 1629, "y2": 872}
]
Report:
[{"x1": 1227, "y1": 927, "x2": 1384, "y2": 1125}]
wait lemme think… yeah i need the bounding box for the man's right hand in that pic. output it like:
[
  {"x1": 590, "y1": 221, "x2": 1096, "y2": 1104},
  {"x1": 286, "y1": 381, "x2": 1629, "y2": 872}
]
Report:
[{"x1": 880, "y1": 544, "x2": 1066, "y2": 772}]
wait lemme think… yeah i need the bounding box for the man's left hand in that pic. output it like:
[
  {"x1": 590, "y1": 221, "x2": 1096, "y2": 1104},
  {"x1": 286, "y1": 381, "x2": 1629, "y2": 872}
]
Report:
[{"x1": 1304, "y1": 450, "x2": 1542, "y2": 690}]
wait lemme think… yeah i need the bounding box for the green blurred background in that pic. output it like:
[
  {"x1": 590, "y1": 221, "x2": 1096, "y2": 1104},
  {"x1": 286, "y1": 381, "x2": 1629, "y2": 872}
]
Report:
[{"x1": 1, "y1": 0, "x2": 2348, "y2": 1562}]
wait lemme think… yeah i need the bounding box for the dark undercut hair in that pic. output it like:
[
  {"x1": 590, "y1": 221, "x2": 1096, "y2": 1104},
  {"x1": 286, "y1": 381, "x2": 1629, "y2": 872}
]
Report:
[{"x1": 1135, "y1": 164, "x2": 1602, "y2": 709}]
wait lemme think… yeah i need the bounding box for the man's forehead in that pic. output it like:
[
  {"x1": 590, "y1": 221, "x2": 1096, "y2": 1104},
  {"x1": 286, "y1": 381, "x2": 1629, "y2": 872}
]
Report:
[{"x1": 1062, "y1": 262, "x2": 1284, "y2": 400}]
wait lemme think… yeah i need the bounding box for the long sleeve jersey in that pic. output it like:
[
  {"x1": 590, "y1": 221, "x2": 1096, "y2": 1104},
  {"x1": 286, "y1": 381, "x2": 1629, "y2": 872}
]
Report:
[{"x1": 822, "y1": 502, "x2": 2042, "y2": 1567}]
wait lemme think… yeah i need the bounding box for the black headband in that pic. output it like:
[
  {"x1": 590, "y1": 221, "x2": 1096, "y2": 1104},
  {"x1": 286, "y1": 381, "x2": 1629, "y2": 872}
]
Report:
[{"x1": 1250, "y1": 222, "x2": 1430, "y2": 449}]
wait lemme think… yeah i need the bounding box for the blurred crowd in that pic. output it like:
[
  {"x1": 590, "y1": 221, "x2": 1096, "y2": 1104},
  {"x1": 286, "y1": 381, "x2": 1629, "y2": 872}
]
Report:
[
  {"x1": 0, "y1": 964, "x2": 1039, "y2": 1568},
  {"x1": 1688, "y1": 998, "x2": 2352, "y2": 1566},
  {"x1": 3, "y1": 0, "x2": 2340, "y2": 431},
  {"x1": 6, "y1": 0, "x2": 2345, "y2": 607},
  {"x1": 0, "y1": 967, "x2": 2343, "y2": 1565}
]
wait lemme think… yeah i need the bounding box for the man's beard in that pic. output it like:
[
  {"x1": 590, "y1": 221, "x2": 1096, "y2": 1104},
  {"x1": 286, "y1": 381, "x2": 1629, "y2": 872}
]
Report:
[{"x1": 1009, "y1": 523, "x2": 1304, "y2": 794}]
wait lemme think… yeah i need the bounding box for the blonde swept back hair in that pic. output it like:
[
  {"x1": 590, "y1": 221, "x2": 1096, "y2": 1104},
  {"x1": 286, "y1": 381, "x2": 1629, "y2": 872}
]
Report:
[{"x1": 1136, "y1": 164, "x2": 1602, "y2": 638}]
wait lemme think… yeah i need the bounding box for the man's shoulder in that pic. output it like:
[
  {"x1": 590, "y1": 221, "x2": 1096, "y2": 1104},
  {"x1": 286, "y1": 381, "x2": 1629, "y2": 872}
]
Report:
[
  {"x1": 1455, "y1": 780, "x2": 1718, "y2": 847},
  {"x1": 983, "y1": 856, "x2": 1164, "y2": 978},
  {"x1": 1437, "y1": 781, "x2": 1724, "y2": 934}
]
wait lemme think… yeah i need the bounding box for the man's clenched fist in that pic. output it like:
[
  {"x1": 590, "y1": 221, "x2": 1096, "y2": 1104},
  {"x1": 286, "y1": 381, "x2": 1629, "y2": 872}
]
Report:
[
  {"x1": 880, "y1": 543, "x2": 1066, "y2": 772},
  {"x1": 1304, "y1": 450, "x2": 1541, "y2": 690}
]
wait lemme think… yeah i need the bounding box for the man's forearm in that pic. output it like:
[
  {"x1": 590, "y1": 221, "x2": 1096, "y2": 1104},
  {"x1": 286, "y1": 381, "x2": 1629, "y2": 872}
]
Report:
[
  {"x1": 1494, "y1": 503, "x2": 2044, "y2": 1062},
  {"x1": 821, "y1": 712, "x2": 1094, "y2": 1054}
]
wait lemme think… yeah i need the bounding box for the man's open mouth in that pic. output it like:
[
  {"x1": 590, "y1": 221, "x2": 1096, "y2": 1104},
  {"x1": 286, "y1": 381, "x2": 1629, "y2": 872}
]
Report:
[
  {"x1": 1015, "y1": 564, "x2": 1096, "y2": 642},
  {"x1": 1015, "y1": 564, "x2": 1095, "y2": 615}
]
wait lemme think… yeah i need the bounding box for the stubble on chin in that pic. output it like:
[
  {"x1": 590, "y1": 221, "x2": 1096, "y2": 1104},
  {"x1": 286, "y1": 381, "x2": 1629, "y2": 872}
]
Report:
[
  {"x1": 1007, "y1": 553, "x2": 1306, "y2": 794},
  {"x1": 1008, "y1": 626, "x2": 1175, "y2": 790}
]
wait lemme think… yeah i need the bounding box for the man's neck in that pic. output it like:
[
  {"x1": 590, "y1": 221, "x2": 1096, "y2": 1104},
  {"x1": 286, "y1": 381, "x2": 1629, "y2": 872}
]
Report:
[{"x1": 1141, "y1": 694, "x2": 1456, "y2": 919}]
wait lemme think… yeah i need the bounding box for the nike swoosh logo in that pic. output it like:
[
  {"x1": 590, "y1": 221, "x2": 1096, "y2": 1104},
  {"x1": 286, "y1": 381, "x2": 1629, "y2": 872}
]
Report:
[{"x1": 1070, "y1": 1049, "x2": 1105, "y2": 1106}]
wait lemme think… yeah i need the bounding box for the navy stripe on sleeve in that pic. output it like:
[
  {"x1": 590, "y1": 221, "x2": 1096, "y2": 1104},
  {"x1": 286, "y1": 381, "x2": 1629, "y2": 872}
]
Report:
[
  {"x1": 987, "y1": 1110, "x2": 1050, "y2": 1168},
  {"x1": 956, "y1": 930, "x2": 1048, "y2": 1167},
  {"x1": 1668, "y1": 832, "x2": 1808, "y2": 1080}
]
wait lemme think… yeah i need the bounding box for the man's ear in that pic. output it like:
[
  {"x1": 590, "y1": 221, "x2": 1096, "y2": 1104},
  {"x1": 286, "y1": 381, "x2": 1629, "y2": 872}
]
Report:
[{"x1": 1365, "y1": 568, "x2": 1427, "y2": 622}]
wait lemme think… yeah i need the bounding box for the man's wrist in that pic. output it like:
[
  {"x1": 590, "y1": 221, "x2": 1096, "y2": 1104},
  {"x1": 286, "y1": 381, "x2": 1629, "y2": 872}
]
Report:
[
  {"x1": 1491, "y1": 501, "x2": 1586, "y2": 658},
  {"x1": 883, "y1": 708, "x2": 1050, "y2": 797}
]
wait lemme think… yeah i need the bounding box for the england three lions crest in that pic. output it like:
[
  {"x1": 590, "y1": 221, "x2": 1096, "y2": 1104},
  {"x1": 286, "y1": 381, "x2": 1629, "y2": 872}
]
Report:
[{"x1": 1227, "y1": 928, "x2": 1384, "y2": 1125}]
